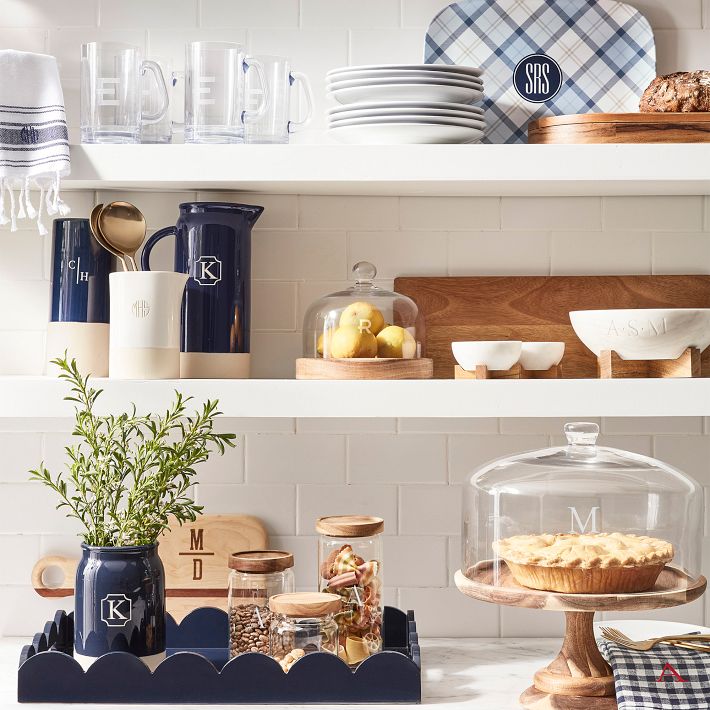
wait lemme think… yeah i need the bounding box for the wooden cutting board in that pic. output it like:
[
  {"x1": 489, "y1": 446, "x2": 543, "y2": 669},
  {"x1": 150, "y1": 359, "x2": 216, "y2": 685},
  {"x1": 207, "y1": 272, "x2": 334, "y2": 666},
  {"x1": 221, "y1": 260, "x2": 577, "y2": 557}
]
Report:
[
  {"x1": 31, "y1": 515, "x2": 267, "y2": 621},
  {"x1": 528, "y1": 113, "x2": 710, "y2": 144},
  {"x1": 393, "y1": 275, "x2": 710, "y2": 379}
]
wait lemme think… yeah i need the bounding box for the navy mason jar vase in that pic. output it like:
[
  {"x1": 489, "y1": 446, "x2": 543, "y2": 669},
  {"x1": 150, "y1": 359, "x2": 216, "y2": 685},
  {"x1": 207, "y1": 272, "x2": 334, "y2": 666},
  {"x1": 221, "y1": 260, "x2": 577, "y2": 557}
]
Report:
[{"x1": 74, "y1": 543, "x2": 166, "y2": 670}]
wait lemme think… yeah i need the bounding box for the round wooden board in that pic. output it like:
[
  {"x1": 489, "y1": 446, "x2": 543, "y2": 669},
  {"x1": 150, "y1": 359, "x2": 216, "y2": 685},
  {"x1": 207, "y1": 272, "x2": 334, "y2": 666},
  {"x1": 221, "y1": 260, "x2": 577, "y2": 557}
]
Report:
[
  {"x1": 295, "y1": 357, "x2": 433, "y2": 380},
  {"x1": 520, "y1": 686, "x2": 618, "y2": 710},
  {"x1": 455, "y1": 563, "x2": 706, "y2": 613}
]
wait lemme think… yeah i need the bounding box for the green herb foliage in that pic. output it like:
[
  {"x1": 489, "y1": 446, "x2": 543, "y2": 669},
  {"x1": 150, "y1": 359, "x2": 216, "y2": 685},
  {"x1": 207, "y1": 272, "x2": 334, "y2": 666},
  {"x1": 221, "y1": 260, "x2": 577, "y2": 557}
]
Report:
[{"x1": 30, "y1": 356, "x2": 236, "y2": 547}]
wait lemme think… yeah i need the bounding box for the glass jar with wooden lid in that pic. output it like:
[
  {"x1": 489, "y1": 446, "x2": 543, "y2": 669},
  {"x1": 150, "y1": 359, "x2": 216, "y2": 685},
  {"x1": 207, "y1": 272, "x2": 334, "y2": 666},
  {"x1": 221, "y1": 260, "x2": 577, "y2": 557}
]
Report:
[
  {"x1": 227, "y1": 550, "x2": 295, "y2": 658},
  {"x1": 316, "y1": 515, "x2": 384, "y2": 665},
  {"x1": 268, "y1": 592, "x2": 342, "y2": 672}
]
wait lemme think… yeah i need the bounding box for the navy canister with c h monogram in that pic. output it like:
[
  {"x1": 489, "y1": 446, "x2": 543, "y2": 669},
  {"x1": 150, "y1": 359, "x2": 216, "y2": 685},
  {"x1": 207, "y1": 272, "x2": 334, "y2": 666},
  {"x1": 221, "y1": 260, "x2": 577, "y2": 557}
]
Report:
[
  {"x1": 51, "y1": 218, "x2": 112, "y2": 323},
  {"x1": 74, "y1": 543, "x2": 166, "y2": 670},
  {"x1": 141, "y1": 202, "x2": 264, "y2": 378}
]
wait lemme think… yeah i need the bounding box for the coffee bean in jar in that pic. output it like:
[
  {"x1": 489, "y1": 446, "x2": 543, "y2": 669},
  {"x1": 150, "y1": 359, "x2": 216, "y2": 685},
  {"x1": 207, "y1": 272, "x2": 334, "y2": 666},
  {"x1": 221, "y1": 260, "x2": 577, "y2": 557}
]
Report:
[{"x1": 227, "y1": 550, "x2": 295, "y2": 659}]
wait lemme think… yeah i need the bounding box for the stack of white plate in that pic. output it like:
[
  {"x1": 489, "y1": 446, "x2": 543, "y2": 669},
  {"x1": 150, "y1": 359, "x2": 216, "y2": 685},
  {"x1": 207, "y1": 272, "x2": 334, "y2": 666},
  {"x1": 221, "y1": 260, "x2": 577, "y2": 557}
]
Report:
[{"x1": 326, "y1": 64, "x2": 484, "y2": 144}]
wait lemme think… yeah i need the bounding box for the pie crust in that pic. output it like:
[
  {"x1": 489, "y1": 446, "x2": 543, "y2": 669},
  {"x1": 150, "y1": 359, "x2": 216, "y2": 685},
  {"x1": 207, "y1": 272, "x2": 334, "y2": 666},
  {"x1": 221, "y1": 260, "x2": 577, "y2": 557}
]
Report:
[{"x1": 493, "y1": 532, "x2": 674, "y2": 594}]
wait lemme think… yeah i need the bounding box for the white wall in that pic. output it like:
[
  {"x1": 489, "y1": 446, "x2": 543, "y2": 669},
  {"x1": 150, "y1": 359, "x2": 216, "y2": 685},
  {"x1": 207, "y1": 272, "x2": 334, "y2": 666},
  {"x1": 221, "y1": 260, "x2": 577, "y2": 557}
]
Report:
[{"x1": 1, "y1": 0, "x2": 710, "y2": 638}]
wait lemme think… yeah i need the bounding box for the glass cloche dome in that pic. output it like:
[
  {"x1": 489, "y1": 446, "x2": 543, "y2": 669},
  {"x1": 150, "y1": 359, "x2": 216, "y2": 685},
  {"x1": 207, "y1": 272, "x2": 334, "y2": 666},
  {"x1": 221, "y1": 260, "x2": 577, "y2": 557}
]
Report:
[
  {"x1": 461, "y1": 422, "x2": 703, "y2": 595},
  {"x1": 302, "y1": 261, "x2": 423, "y2": 361}
]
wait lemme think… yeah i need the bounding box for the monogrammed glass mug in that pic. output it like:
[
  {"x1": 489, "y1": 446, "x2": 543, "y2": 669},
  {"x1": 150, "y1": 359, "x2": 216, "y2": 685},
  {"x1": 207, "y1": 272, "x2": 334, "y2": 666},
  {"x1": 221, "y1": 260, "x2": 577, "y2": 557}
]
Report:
[
  {"x1": 184, "y1": 41, "x2": 267, "y2": 143},
  {"x1": 81, "y1": 42, "x2": 169, "y2": 144}
]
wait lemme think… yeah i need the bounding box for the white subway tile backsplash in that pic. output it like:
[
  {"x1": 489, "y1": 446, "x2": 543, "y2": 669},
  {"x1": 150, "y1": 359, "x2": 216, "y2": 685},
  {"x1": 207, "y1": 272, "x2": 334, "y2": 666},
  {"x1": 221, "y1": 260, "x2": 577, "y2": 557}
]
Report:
[
  {"x1": 100, "y1": 0, "x2": 197, "y2": 28},
  {"x1": 196, "y1": 483, "x2": 296, "y2": 535},
  {"x1": 0, "y1": 0, "x2": 97, "y2": 28},
  {"x1": 603, "y1": 417, "x2": 704, "y2": 435},
  {"x1": 253, "y1": 230, "x2": 346, "y2": 280},
  {"x1": 399, "y1": 485, "x2": 462, "y2": 535},
  {"x1": 270, "y1": 535, "x2": 318, "y2": 588},
  {"x1": 627, "y1": 0, "x2": 703, "y2": 29},
  {"x1": 500, "y1": 607, "x2": 565, "y2": 638},
  {"x1": 301, "y1": 0, "x2": 401, "y2": 28},
  {"x1": 501, "y1": 197, "x2": 601, "y2": 231},
  {"x1": 551, "y1": 231, "x2": 652, "y2": 276},
  {"x1": 654, "y1": 28, "x2": 710, "y2": 74},
  {"x1": 500, "y1": 418, "x2": 597, "y2": 435},
  {"x1": 401, "y1": 0, "x2": 451, "y2": 28},
  {"x1": 296, "y1": 484, "x2": 398, "y2": 535},
  {"x1": 654, "y1": 435, "x2": 710, "y2": 483},
  {"x1": 449, "y1": 435, "x2": 549, "y2": 484},
  {"x1": 604, "y1": 197, "x2": 704, "y2": 231},
  {"x1": 0, "y1": 28, "x2": 47, "y2": 53},
  {"x1": 296, "y1": 418, "x2": 397, "y2": 433},
  {"x1": 0, "y1": 433, "x2": 42, "y2": 483},
  {"x1": 250, "y1": 333, "x2": 303, "y2": 378},
  {"x1": 0, "y1": 331, "x2": 45, "y2": 376},
  {"x1": 603, "y1": 596, "x2": 705, "y2": 625},
  {"x1": 300, "y1": 196, "x2": 399, "y2": 230},
  {"x1": 246, "y1": 433, "x2": 346, "y2": 483},
  {"x1": 399, "y1": 587, "x2": 500, "y2": 637},
  {"x1": 0, "y1": 282, "x2": 49, "y2": 330},
  {"x1": 385, "y1": 535, "x2": 448, "y2": 586},
  {"x1": 0, "y1": 483, "x2": 82, "y2": 535},
  {"x1": 448, "y1": 231, "x2": 550, "y2": 276},
  {"x1": 252, "y1": 281, "x2": 297, "y2": 331},
  {"x1": 653, "y1": 232, "x2": 710, "y2": 274},
  {"x1": 349, "y1": 434, "x2": 447, "y2": 483},
  {"x1": 196, "y1": 192, "x2": 298, "y2": 230},
  {"x1": 0, "y1": 586, "x2": 72, "y2": 636},
  {"x1": 348, "y1": 231, "x2": 448, "y2": 279},
  {"x1": 400, "y1": 197, "x2": 500, "y2": 232},
  {"x1": 398, "y1": 418, "x2": 498, "y2": 434},
  {"x1": 201, "y1": 0, "x2": 299, "y2": 27},
  {"x1": 349, "y1": 29, "x2": 427, "y2": 65},
  {"x1": 0, "y1": 535, "x2": 40, "y2": 585},
  {"x1": 1, "y1": 230, "x2": 44, "y2": 282}
]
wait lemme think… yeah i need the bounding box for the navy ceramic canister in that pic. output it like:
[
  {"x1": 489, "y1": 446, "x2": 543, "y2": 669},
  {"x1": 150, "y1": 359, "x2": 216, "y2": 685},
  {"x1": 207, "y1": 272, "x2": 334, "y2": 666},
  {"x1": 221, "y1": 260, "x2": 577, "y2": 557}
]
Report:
[
  {"x1": 74, "y1": 543, "x2": 166, "y2": 671},
  {"x1": 141, "y1": 202, "x2": 264, "y2": 379}
]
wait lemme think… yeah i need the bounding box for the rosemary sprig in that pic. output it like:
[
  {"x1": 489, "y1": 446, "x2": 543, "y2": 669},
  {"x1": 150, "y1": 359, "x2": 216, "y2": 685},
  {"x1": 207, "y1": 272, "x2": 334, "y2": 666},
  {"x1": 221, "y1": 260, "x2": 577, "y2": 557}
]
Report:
[{"x1": 30, "y1": 356, "x2": 236, "y2": 547}]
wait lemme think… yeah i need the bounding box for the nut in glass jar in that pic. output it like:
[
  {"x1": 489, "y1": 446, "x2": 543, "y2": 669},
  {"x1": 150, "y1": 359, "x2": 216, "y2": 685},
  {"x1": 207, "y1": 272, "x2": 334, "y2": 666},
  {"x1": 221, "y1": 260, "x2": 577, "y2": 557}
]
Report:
[{"x1": 269, "y1": 592, "x2": 342, "y2": 672}]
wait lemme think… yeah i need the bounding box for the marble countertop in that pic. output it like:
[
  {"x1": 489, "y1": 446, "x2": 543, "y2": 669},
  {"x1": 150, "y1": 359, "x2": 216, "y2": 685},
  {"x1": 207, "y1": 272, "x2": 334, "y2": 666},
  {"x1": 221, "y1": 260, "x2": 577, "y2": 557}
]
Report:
[{"x1": 0, "y1": 636, "x2": 562, "y2": 708}]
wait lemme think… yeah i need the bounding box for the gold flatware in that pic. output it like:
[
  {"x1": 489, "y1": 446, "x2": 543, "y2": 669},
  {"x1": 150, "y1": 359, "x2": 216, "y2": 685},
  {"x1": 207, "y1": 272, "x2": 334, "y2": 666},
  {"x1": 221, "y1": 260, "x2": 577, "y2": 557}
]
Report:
[
  {"x1": 97, "y1": 201, "x2": 146, "y2": 271},
  {"x1": 600, "y1": 626, "x2": 710, "y2": 651},
  {"x1": 90, "y1": 203, "x2": 128, "y2": 272}
]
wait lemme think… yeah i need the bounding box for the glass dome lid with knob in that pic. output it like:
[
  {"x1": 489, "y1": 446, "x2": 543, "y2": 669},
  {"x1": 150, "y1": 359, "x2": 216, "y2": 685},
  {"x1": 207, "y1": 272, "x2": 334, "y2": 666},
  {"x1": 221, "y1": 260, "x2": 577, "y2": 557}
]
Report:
[
  {"x1": 462, "y1": 422, "x2": 704, "y2": 595},
  {"x1": 297, "y1": 261, "x2": 432, "y2": 380}
]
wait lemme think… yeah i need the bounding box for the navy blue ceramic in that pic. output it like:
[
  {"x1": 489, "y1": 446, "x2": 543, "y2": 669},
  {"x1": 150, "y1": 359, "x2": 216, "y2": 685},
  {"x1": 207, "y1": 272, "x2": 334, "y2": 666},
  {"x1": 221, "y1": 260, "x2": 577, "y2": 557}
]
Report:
[
  {"x1": 141, "y1": 202, "x2": 264, "y2": 354},
  {"x1": 50, "y1": 218, "x2": 112, "y2": 323},
  {"x1": 74, "y1": 543, "x2": 165, "y2": 662}
]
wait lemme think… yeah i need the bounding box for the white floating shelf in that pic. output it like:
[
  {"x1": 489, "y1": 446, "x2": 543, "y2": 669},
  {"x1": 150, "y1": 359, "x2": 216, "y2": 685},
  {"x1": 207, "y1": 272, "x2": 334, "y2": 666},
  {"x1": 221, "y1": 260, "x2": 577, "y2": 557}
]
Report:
[
  {"x1": 66, "y1": 143, "x2": 710, "y2": 196},
  {"x1": 7, "y1": 377, "x2": 710, "y2": 418}
]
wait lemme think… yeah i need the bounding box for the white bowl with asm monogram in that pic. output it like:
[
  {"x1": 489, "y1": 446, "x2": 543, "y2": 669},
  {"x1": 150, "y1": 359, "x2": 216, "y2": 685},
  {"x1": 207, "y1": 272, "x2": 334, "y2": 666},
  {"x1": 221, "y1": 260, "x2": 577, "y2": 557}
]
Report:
[
  {"x1": 109, "y1": 271, "x2": 188, "y2": 379},
  {"x1": 570, "y1": 309, "x2": 710, "y2": 360}
]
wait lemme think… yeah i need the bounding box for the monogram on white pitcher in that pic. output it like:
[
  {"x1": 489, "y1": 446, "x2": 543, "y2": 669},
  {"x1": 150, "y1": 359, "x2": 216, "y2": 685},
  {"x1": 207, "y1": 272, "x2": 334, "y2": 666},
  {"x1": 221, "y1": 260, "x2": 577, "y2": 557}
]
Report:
[{"x1": 81, "y1": 42, "x2": 169, "y2": 144}]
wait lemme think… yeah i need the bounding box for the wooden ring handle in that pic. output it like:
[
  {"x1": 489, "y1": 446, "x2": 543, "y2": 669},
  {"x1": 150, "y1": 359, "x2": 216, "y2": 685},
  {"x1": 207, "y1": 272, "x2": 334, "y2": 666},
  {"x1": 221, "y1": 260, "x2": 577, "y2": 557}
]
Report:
[{"x1": 31, "y1": 556, "x2": 77, "y2": 597}]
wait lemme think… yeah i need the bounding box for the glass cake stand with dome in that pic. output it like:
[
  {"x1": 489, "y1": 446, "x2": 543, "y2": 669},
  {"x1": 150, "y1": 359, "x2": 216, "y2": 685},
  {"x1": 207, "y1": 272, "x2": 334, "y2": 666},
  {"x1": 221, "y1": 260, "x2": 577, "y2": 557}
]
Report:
[
  {"x1": 296, "y1": 261, "x2": 433, "y2": 379},
  {"x1": 455, "y1": 422, "x2": 706, "y2": 710}
]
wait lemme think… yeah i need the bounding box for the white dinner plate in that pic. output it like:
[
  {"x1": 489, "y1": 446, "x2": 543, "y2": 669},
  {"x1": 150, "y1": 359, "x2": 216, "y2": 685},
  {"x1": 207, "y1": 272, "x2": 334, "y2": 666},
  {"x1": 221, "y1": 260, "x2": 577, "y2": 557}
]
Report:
[
  {"x1": 327, "y1": 106, "x2": 486, "y2": 123},
  {"x1": 327, "y1": 63, "x2": 483, "y2": 79},
  {"x1": 327, "y1": 68, "x2": 484, "y2": 86},
  {"x1": 328, "y1": 122, "x2": 484, "y2": 144},
  {"x1": 329, "y1": 82, "x2": 484, "y2": 106},
  {"x1": 328, "y1": 75, "x2": 483, "y2": 91},
  {"x1": 328, "y1": 100, "x2": 485, "y2": 116},
  {"x1": 328, "y1": 114, "x2": 486, "y2": 130},
  {"x1": 594, "y1": 619, "x2": 710, "y2": 641}
]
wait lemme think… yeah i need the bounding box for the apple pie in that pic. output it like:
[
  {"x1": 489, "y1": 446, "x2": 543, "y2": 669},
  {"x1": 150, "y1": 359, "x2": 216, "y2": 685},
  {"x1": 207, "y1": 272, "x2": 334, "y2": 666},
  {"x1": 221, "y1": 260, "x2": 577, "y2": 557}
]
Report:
[{"x1": 493, "y1": 532, "x2": 673, "y2": 594}]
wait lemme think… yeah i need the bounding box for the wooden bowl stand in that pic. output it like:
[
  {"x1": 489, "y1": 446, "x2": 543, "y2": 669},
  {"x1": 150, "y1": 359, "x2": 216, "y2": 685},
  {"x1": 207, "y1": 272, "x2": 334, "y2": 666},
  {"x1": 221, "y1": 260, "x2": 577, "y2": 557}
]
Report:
[
  {"x1": 296, "y1": 357, "x2": 433, "y2": 380},
  {"x1": 454, "y1": 364, "x2": 561, "y2": 380},
  {"x1": 455, "y1": 563, "x2": 707, "y2": 710},
  {"x1": 598, "y1": 347, "x2": 709, "y2": 378}
]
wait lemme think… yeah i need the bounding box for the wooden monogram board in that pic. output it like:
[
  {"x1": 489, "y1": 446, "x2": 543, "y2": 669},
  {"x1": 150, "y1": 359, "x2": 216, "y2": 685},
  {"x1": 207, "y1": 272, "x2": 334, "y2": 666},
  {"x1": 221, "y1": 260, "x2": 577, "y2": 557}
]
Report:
[
  {"x1": 32, "y1": 515, "x2": 268, "y2": 621},
  {"x1": 393, "y1": 276, "x2": 710, "y2": 379},
  {"x1": 529, "y1": 113, "x2": 710, "y2": 144}
]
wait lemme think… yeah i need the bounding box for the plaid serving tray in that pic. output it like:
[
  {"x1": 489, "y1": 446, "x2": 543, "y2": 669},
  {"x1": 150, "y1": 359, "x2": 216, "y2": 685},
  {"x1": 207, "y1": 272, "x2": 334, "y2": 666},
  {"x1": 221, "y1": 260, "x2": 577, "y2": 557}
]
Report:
[{"x1": 425, "y1": 0, "x2": 656, "y2": 143}]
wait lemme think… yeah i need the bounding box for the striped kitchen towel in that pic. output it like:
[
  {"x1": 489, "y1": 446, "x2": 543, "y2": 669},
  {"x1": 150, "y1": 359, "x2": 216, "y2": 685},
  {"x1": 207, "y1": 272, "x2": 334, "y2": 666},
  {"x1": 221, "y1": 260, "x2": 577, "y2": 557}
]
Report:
[{"x1": 0, "y1": 50, "x2": 70, "y2": 234}]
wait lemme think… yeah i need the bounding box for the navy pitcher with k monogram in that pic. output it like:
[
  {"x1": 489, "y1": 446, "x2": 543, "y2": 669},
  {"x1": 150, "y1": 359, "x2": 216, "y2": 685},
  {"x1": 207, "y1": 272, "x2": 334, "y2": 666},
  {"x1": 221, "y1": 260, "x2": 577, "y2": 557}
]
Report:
[{"x1": 141, "y1": 201, "x2": 264, "y2": 378}]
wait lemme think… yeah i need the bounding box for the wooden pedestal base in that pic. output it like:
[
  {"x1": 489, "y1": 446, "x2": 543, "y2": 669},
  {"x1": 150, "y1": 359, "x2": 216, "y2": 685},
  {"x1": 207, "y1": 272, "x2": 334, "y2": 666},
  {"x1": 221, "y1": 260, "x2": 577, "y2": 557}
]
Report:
[
  {"x1": 296, "y1": 357, "x2": 433, "y2": 380},
  {"x1": 519, "y1": 611, "x2": 616, "y2": 710},
  {"x1": 598, "y1": 347, "x2": 708, "y2": 379},
  {"x1": 454, "y1": 364, "x2": 561, "y2": 380}
]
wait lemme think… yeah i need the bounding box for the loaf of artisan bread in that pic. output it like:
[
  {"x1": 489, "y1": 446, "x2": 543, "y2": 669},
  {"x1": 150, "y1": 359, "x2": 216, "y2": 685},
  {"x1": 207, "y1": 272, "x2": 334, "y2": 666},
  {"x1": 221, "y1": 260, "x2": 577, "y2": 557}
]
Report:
[{"x1": 640, "y1": 71, "x2": 710, "y2": 112}]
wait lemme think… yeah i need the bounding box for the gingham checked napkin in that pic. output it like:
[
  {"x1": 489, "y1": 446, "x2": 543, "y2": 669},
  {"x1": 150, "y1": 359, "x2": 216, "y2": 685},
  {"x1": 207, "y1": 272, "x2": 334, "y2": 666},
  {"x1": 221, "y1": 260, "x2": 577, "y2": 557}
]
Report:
[{"x1": 599, "y1": 637, "x2": 710, "y2": 709}]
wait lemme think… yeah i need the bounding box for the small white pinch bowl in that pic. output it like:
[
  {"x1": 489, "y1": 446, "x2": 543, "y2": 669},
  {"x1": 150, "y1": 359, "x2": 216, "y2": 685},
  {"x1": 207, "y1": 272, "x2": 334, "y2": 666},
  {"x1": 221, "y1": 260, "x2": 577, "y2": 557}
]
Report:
[
  {"x1": 519, "y1": 342, "x2": 565, "y2": 371},
  {"x1": 452, "y1": 341, "x2": 522, "y2": 371},
  {"x1": 570, "y1": 309, "x2": 710, "y2": 360}
]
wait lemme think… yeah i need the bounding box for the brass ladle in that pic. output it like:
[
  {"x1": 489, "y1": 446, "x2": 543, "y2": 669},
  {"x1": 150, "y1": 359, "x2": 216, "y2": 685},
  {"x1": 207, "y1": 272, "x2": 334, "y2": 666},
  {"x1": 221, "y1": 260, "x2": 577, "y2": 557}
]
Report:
[
  {"x1": 97, "y1": 201, "x2": 147, "y2": 272},
  {"x1": 90, "y1": 203, "x2": 129, "y2": 272}
]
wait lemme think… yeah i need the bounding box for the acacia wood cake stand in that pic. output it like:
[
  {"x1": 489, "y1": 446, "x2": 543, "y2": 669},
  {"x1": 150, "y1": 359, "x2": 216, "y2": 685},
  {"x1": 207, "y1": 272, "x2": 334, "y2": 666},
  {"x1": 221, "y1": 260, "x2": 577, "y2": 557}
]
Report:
[{"x1": 455, "y1": 562, "x2": 706, "y2": 710}]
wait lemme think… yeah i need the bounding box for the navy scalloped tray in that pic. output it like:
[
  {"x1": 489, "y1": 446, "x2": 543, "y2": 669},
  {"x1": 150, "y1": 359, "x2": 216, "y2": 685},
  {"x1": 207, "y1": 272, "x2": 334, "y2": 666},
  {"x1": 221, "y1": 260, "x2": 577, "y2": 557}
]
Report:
[{"x1": 18, "y1": 606, "x2": 421, "y2": 704}]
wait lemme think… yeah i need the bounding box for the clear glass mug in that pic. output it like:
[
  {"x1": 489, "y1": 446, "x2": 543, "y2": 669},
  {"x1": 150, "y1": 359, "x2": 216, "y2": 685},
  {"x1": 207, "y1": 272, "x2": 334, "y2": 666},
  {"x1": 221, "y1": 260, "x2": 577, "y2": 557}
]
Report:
[
  {"x1": 244, "y1": 56, "x2": 314, "y2": 144},
  {"x1": 184, "y1": 41, "x2": 268, "y2": 144},
  {"x1": 81, "y1": 42, "x2": 169, "y2": 144},
  {"x1": 141, "y1": 57, "x2": 175, "y2": 144}
]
